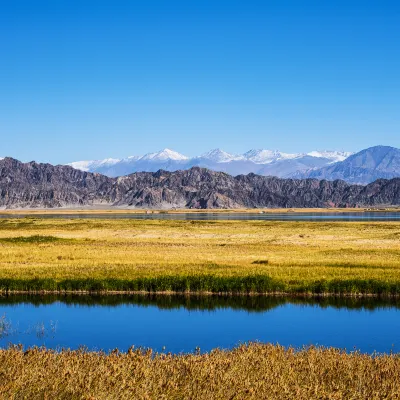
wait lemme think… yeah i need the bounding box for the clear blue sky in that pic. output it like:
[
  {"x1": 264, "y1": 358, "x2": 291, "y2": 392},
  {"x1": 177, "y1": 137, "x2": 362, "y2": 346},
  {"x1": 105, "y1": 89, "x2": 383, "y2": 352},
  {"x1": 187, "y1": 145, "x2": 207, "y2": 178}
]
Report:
[{"x1": 1, "y1": 0, "x2": 399, "y2": 163}]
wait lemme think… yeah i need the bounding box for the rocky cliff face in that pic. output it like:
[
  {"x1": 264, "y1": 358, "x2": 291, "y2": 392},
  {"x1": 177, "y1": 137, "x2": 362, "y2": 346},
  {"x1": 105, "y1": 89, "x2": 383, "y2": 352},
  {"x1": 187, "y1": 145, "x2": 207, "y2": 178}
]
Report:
[
  {"x1": 0, "y1": 157, "x2": 399, "y2": 209},
  {"x1": 0, "y1": 158, "x2": 113, "y2": 208}
]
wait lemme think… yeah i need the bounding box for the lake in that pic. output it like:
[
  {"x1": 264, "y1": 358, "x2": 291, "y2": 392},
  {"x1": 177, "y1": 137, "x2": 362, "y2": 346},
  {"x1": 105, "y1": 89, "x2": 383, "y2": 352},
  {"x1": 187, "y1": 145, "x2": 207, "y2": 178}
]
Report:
[
  {"x1": 1, "y1": 295, "x2": 399, "y2": 354},
  {"x1": 0, "y1": 211, "x2": 400, "y2": 221}
]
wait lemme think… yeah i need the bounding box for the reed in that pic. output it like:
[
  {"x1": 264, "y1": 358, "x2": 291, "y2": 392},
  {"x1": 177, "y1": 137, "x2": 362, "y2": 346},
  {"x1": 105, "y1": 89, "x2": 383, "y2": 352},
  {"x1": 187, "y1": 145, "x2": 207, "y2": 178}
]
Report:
[
  {"x1": 1, "y1": 343, "x2": 399, "y2": 399},
  {"x1": 2, "y1": 276, "x2": 400, "y2": 295}
]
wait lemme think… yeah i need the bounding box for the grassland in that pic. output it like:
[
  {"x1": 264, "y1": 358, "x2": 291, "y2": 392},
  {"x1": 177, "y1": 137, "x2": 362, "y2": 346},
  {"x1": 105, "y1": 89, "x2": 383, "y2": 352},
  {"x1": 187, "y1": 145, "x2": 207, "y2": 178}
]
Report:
[
  {"x1": 0, "y1": 343, "x2": 399, "y2": 399},
  {"x1": 0, "y1": 218, "x2": 399, "y2": 294}
]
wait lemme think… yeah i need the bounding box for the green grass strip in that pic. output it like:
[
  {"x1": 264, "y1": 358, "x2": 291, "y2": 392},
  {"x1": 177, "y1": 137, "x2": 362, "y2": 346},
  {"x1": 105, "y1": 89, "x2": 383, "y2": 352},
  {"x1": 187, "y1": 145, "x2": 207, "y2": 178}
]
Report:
[
  {"x1": 0, "y1": 275, "x2": 400, "y2": 295},
  {"x1": 0, "y1": 235, "x2": 70, "y2": 244}
]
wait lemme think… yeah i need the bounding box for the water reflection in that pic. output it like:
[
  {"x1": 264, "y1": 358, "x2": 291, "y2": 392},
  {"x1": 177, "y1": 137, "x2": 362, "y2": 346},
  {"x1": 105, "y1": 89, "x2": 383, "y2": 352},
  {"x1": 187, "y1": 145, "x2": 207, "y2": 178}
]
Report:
[
  {"x1": 1, "y1": 294, "x2": 399, "y2": 354},
  {"x1": 0, "y1": 212, "x2": 400, "y2": 221},
  {"x1": 1, "y1": 293, "x2": 400, "y2": 311}
]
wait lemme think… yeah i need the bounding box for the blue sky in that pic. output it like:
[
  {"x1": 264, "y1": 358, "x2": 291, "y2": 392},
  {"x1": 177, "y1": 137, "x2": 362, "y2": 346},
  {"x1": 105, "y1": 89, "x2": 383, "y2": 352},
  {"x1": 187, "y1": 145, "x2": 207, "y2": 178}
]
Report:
[{"x1": 1, "y1": 1, "x2": 399, "y2": 163}]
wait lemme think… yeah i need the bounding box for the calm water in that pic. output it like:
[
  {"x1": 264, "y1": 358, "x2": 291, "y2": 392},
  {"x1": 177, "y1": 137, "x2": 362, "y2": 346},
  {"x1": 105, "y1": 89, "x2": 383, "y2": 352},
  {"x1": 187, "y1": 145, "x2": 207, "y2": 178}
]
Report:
[
  {"x1": 1, "y1": 295, "x2": 399, "y2": 354},
  {"x1": 0, "y1": 211, "x2": 400, "y2": 221}
]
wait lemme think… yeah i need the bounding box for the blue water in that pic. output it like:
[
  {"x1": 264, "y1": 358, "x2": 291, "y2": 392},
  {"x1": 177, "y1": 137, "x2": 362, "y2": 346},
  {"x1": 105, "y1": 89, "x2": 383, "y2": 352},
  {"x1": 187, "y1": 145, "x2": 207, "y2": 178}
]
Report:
[
  {"x1": 0, "y1": 211, "x2": 399, "y2": 221},
  {"x1": 0, "y1": 296, "x2": 399, "y2": 354}
]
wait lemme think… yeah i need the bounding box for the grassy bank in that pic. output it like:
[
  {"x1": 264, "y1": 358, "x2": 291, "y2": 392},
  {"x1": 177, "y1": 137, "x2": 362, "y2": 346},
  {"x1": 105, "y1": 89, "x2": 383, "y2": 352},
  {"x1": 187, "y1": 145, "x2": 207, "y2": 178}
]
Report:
[
  {"x1": 0, "y1": 218, "x2": 399, "y2": 294},
  {"x1": 2, "y1": 276, "x2": 400, "y2": 295},
  {"x1": 1, "y1": 343, "x2": 399, "y2": 399}
]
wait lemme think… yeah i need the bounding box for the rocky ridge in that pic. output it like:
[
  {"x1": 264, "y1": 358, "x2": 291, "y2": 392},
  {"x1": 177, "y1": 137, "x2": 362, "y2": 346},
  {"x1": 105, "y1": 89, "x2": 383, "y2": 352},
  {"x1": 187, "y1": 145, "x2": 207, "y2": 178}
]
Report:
[{"x1": 0, "y1": 157, "x2": 399, "y2": 209}]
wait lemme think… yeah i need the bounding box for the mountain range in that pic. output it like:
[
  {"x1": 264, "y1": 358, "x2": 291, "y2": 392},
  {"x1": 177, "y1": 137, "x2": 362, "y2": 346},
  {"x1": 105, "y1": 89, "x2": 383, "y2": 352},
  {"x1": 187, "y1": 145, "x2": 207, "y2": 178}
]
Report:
[
  {"x1": 0, "y1": 157, "x2": 399, "y2": 209},
  {"x1": 68, "y1": 148, "x2": 352, "y2": 179},
  {"x1": 67, "y1": 146, "x2": 400, "y2": 184},
  {"x1": 294, "y1": 146, "x2": 400, "y2": 184}
]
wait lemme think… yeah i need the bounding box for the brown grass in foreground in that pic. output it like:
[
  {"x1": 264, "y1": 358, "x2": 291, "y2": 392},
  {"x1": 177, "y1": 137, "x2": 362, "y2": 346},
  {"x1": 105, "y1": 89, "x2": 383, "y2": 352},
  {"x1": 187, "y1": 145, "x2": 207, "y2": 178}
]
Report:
[{"x1": 1, "y1": 344, "x2": 399, "y2": 399}]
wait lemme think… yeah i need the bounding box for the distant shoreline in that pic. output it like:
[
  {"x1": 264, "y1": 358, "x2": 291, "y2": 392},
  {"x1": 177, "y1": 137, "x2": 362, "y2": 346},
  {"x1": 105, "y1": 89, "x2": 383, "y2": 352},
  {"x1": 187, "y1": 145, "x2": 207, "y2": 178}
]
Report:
[
  {"x1": 0, "y1": 207, "x2": 399, "y2": 215},
  {"x1": 1, "y1": 289, "x2": 399, "y2": 297}
]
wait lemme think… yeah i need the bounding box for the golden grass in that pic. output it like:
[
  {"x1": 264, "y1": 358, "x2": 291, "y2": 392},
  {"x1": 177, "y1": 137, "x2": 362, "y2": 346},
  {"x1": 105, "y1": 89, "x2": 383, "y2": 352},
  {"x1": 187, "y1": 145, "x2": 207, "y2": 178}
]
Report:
[
  {"x1": 0, "y1": 218, "x2": 399, "y2": 293},
  {"x1": 1, "y1": 343, "x2": 399, "y2": 399}
]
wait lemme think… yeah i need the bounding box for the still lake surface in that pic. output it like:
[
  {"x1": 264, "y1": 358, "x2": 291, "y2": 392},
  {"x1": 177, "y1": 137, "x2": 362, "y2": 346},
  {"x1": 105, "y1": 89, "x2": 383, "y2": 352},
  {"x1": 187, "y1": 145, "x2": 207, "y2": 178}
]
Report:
[
  {"x1": 0, "y1": 211, "x2": 400, "y2": 221},
  {"x1": 1, "y1": 295, "x2": 399, "y2": 354}
]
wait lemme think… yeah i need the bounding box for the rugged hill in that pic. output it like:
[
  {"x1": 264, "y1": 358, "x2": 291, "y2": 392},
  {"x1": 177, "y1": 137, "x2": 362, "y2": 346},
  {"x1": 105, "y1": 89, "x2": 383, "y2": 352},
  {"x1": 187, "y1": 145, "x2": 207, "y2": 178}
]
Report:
[
  {"x1": 0, "y1": 157, "x2": 113, "y2": 208},
  {"x1": 0, "y1": 157, "x2": 399, "y2": 209},
  {"x1": 295, "y1": 146, "x2": 400, "y2": 184}
]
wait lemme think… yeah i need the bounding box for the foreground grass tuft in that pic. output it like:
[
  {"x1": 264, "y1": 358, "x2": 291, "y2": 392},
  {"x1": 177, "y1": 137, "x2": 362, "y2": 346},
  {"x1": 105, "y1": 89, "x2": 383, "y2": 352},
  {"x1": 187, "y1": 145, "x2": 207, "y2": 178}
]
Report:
[
  {"x1": 252, "y1": 259, "x2": 269, "y2": 265},
  {"x1": 0, "y1": 235, "x2": 69, "y2": 244},
  {"x1": 1, "y1": 343, "x2": 400, "y2": 399}
]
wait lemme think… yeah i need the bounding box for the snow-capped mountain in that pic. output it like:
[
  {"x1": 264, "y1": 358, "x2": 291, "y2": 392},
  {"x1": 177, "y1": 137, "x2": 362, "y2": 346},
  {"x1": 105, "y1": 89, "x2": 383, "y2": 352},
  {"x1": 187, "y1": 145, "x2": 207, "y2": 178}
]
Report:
[
  {"x1": 295, "y1": 146, "x2": 400, "y2": 184},
  {"x1": 306, "y1": 151, "x2": 353, "y2": 163},
  {"x1": 68, "y1": 158, "x2": 121, "y2": 172},
  {"x1": 140, "y1": 148, "x2": 188, "y2": 162},
  {"x1": 243, "y1": 149, "x2": 298, "y2": 164},
  {"x1": 197, "y1": 149, "x2": 245, "y2": 163},
  {"x1": 67, "y1": 147, "x2": 355, "y2": 178}
]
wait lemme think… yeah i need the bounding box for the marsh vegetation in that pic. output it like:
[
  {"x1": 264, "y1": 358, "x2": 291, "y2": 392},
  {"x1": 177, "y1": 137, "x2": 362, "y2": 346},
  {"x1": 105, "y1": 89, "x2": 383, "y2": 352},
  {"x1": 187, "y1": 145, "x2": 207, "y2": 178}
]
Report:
[
  {"x1": 1, "y1": 218, "x2": 400, "y2": 398},
  {"x1": 1, "y1": 343, "x2": 400, "y2": 399},
  {"x1": 0, "y1": 218, "x2": 399, "y2": 294}
]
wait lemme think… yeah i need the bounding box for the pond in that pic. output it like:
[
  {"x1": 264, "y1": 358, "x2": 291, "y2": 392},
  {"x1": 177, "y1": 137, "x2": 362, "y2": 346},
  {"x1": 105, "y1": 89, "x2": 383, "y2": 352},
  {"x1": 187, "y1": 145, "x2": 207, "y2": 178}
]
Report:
[
  {"x1": 1, "y1": 295, "x2": 399, "y2": 354},
  {"x1": 0, "y1": 211, "x2": 400, "y2": 221}
]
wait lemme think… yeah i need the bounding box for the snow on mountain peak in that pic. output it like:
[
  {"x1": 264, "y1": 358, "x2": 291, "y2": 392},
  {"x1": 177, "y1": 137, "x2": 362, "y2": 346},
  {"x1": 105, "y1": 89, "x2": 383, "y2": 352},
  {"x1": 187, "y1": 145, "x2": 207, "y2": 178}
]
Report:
[
  {"x1": 307, "y1": 150, "x2": 353, "y2": 163},
  {"x1": 126, "y1": 155, "x2": 141, "y2": 161},
  {"x1": 140, "y1": 148, "x2": 188, "y2": 161},
  {"x1": 243, "y1": 149, "x2": 298, "y2": 164},
  {"x1": 101, "y1": 158, "x2": 121, "y2": 164},
  {"x1": 68, "y1": 158, "x2": 120, "y2": 172},
  {"x1": 67, "y1": 147, "x2": 354, "y2": 176},
  {"x1": 201, "y1": 149, "x2": 245, "y2": 163}
]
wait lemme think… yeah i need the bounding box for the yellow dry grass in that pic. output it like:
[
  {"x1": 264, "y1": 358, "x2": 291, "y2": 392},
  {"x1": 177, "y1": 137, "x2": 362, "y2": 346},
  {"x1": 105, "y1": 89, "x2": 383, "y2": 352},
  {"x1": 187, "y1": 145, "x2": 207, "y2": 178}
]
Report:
[
  {"x1": 1, "y1": 343, "x2": 399, "y2": 399},
  {"x1": 0, "y1": 218, "x2": 399, "y2": 287}
]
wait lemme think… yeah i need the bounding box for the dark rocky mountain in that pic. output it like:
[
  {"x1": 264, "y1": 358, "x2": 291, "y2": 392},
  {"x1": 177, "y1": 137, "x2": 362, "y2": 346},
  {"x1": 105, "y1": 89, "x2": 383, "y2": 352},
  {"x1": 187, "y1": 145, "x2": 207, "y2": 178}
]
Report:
[
  {"x1": 295, "y1": 146, "x2": 400, "y2": 184},
  {"x1": 0, "y1": 157, "x2": 399, "y2": 209},
  {"x1": 0, "y1": 157, "x2": 113, "y2": 208}
]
